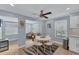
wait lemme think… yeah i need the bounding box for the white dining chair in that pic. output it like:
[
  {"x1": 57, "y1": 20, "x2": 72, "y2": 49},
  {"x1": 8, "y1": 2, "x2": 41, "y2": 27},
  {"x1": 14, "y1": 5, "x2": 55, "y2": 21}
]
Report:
[
  {"x1": 35, "y1": 36, "x2": 40, "y2": 40},
  {"x1": 33, "y1": 36, "x2": 42, "y2": 54},
  {"x1": 44, "y1": 38, "x2": 53, "y2": 54},
  {"x1": 45, "y1": 35, "x2": 51, "y2": 40}
]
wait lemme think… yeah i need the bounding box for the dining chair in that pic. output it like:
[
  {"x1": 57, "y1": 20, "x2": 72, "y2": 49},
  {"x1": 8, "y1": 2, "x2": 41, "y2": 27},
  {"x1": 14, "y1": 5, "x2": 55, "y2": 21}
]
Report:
[
  {"x1": 44, "y1": 36, "x2": 53, "y2": 54},
  {"x1": 35, "y1": 36, "x2": 40, "y2": 40},
  {"x1": 44, "y1": 41, "x2": 53, "y2": 54},
  {"x1": 33, "y1": 36, "x2": 43, "y2": 55},
  {"x1": 45, "y1": 35, "x2": 51, "y2": 40},
  {"x1": 33, "y1": 41, "x2": 42, "y2": 55}
]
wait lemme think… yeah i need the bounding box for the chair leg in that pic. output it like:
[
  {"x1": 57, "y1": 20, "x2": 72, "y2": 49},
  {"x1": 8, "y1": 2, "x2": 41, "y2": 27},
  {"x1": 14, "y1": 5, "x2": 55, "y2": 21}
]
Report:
[
  {"x1": 50, "y1": 46, "x2": 52, "y2": 54},
  {"x1": 43, "y1": 45, "x2": 46, "y2": 53},
  {"x1": 36, "y1": 46, "x2": 38, "y2": 55}
]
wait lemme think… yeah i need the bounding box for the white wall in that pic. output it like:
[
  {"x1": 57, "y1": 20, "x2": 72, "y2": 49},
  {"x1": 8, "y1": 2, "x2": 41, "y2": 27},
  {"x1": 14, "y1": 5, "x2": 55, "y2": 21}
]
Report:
[
  {"x1": 70, "y1": 16, "x2": 79, "y2": 36},
  {"x1": 70, "y1": 16, "x2": 79, "y2": 28},
  {"x1": 0, "y1": 22, "x2": 2, "y2": 39},
  {"x1": 69, "y1": 37, "x2": 79, "y2": 53},
  {"x1": 0, "y1": 16, "x2": 18, "y2": 22},
  {"x1": 18, "y1": 17, "x2": 26, "y2": 48},
  {"x1": 41, "y1": 20, "x2": 47, "y2": 37},
  {"x1": 45, "y1": 20, "x2": 55, "y2": 39}
]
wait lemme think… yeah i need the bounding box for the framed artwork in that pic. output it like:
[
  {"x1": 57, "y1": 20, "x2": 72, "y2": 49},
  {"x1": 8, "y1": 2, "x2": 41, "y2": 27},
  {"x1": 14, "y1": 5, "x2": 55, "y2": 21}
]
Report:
[
  {"x1": 19, "y1": 20, "x2": 25, "y2": 27},
  {"x1": 47, "y1": 24, "x2": 51, "y2": 28}
]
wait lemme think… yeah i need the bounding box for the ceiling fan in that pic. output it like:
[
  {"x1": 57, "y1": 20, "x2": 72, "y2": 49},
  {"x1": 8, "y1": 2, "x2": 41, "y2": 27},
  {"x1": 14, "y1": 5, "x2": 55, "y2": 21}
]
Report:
[{"x1": 33, "y1": 10, "x2": 52, "y2": 19}]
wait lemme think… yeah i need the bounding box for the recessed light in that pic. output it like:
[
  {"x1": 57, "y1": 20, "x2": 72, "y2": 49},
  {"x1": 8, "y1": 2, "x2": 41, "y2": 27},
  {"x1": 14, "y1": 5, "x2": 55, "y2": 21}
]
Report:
[{"x1": 66, "y1": 8, "x2": 70, "y2": 10}]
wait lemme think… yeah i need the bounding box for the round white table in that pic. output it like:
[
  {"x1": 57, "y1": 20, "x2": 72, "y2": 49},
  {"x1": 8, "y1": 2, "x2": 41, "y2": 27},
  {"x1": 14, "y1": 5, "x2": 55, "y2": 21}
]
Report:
[{"x1": 37, "y1": 37, "x2": 51, "y2": 44}]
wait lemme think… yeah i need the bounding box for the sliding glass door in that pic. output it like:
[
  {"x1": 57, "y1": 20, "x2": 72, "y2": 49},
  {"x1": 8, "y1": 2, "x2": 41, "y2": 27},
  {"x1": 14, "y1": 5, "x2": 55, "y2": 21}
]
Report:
[
  {"x1": 55, "y1": 19, "x2": 67, "y2": 39},
  {"x1": 54, "y1": 16, "x2": 70, "y2": 40}
]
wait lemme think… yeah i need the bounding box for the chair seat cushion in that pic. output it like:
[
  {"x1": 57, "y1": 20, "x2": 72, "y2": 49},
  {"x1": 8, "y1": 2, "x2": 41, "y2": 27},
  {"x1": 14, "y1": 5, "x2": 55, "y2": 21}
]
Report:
[
  {"x1": 34, "y1": 42, "x2": 42, "y2": 46},
  {"x1": 45, "y1": 42, "x2": 53, "y2": 46}
]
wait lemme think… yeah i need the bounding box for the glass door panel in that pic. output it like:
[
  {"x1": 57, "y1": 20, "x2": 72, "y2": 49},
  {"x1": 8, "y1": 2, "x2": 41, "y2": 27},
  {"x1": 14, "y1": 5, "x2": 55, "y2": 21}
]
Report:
[
  {"x1": 32, "y1": 24, "x2": 40, "y2": 33},
  {"x1": 55, "y1": 19, "x2": 67, "y2": 39}
]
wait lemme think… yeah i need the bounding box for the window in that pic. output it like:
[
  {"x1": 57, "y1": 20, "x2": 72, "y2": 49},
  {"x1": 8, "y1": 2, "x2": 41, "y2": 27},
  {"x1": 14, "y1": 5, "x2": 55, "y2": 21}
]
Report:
[
  {"x1": 32, "y1": 24, "x2": 40, "y2": 33},
  {"x1": 0, "y1": 16, "x2": 18, "y2": 36},
  {"x1": 26, "y1": 23, "x2": 32, "y2": 33},
  {"x1": 5, "y1": 22, "x2": 18, "y2": 35},
  {"x1": 26, "y1": 20, "x2": 41, "y2": 34}
]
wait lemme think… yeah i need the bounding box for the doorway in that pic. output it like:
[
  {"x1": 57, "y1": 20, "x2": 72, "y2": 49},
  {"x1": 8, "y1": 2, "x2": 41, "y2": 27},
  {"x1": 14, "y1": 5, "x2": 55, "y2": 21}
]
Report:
[{"x1": 54, "y1": 16, "x2": 70, "y2": 44}]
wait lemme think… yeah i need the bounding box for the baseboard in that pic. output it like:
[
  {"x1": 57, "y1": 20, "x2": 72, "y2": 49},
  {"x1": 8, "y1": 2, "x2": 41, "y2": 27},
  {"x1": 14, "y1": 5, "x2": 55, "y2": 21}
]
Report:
[{"x1": 19, "y1": 45, "x2": 26, "y2": 48}]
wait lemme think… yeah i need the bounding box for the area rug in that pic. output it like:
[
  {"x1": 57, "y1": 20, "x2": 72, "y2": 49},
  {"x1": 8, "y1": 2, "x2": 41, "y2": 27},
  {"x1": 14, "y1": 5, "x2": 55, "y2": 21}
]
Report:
[{"x1": 22, "y1": 44, "x2": 59, "y2": 55}]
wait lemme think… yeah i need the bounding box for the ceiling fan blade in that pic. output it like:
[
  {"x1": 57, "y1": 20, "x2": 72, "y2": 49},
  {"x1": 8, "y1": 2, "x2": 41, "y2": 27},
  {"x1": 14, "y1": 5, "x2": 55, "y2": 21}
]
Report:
[
  {"x1": 43, "y1": 15, "x2": 48, "y2": 19},
  {"x1": 43, "y1": 12, "x2": 52, "y2": 15}
]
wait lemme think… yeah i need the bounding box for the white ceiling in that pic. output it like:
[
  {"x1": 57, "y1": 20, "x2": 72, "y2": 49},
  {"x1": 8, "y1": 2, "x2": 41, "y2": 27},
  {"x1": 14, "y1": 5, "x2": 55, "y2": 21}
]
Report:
[{"x1": 0, "y1": 4, "x2": 79, "y2": 19}]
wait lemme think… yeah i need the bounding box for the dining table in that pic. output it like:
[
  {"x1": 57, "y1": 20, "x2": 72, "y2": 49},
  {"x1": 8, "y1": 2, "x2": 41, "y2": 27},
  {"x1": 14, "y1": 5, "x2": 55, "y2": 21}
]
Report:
[
  {"x1": 37, "y1": 36, "x2": 51, "y2": 44},
  {"x1": 36, "y1": 36, "x2": 52, "y2": 53}
]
